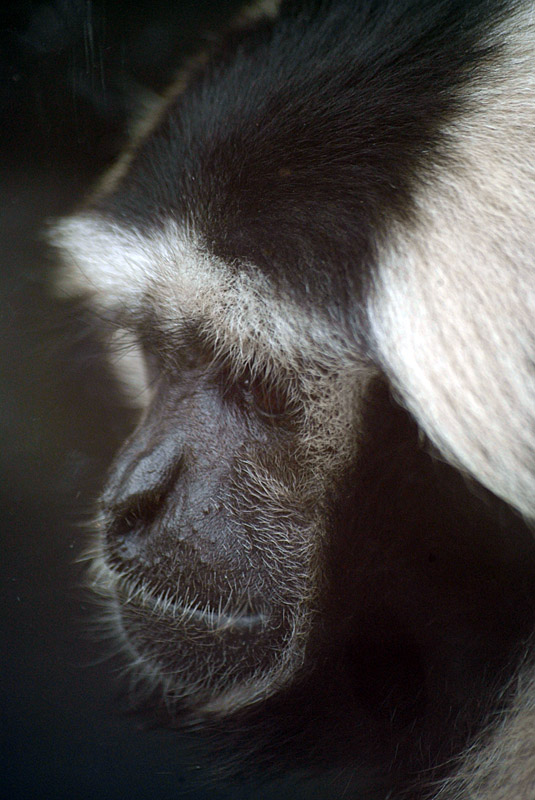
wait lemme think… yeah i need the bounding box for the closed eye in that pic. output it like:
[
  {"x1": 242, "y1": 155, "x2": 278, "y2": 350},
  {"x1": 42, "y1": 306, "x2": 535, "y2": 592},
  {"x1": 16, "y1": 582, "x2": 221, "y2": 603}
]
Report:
[
  {"x1": 218, "y1": 362, "x2": 299, "y2": 425},
  {"x1": 241, "y1": 372, "x2": 290, "y2": 419}
]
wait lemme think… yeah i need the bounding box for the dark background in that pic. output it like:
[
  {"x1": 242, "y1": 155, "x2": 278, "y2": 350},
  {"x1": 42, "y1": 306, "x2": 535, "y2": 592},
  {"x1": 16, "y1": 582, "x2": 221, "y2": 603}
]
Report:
[{"x1": 0, "y1": 2, "x2": 367, "y2": 798}]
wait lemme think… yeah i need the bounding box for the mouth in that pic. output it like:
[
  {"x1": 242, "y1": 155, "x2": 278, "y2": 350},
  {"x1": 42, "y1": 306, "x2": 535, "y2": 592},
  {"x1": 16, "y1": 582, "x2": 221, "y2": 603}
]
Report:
[
  {"x1": 87, "y1": 554, "x2": 309, "y2": 715},
  {"x1": 89, "y1": 557, "x2": 270, "y2": 632},
  {"x1": 114, "y1": 572, "x2": 270, "y2": 632}
]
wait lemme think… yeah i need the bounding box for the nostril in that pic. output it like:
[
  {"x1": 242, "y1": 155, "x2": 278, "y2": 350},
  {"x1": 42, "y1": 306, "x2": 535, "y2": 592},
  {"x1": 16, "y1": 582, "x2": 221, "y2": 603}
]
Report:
[{"x1": 106, "y1": 491, "x2": 163, "y2": 561}]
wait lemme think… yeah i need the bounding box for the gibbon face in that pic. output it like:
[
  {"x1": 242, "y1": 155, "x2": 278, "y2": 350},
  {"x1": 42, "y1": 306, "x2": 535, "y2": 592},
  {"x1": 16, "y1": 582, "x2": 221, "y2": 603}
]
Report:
[{"x1": 53, "y1": 209, "x2": 376, "y2": 712}]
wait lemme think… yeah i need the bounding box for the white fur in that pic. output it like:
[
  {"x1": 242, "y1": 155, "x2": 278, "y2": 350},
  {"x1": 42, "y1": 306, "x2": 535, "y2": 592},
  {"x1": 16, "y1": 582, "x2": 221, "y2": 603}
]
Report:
[
  {"x1": 107, "y1": 328, "x2": 152, "y2": 408},
  {"x1": 53, "y1": 213, "x2": 372, "y2": 416},
  {"x1": 369, "y1": 5, "x2": 535, "y2": 519},
  {"x1": 434, "y1": 658, "x2": 535, "y2": 799}
]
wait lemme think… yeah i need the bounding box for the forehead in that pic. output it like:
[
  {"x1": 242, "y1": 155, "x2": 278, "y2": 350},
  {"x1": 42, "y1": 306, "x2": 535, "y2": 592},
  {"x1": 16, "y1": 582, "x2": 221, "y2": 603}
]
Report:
[{"x1": 53, "y1": 212, "x2": 359, "y2": 371}]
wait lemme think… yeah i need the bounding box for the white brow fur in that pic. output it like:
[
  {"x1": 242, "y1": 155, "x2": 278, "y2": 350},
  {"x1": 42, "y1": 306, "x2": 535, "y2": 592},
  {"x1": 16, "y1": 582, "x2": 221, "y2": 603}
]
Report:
[{"x1": 53, "y1": 213, "x2": 370, "y2": 410}]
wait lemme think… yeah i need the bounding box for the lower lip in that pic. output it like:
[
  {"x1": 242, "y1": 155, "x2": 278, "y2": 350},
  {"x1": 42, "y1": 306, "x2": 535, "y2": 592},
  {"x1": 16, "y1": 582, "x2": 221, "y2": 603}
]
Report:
[{"x1": 113, "y1": 573, "x2": 269, "y2": 632}]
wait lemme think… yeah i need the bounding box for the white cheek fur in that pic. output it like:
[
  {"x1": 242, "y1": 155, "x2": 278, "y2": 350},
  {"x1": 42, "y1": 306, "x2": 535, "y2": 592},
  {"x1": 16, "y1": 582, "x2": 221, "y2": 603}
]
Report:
[{"x1": 369, "y1": 5, "x2": 535, "y2": 519}]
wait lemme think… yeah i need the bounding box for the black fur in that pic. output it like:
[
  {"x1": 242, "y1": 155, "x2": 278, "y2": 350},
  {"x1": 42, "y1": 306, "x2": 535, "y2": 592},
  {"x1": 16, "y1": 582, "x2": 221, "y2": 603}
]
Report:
[{"x1": 97, "y1": 0, "x2": 509, "y2": 311}]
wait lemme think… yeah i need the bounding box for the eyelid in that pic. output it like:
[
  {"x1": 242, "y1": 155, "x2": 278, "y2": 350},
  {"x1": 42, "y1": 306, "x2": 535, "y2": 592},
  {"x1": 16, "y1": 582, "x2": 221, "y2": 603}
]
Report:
[
  {"x1": 238, "y1": 367, "x2": 299, "y2": 423},
  {"x1": 107, "y1": 317, "x2": 298, "y2": 423}
]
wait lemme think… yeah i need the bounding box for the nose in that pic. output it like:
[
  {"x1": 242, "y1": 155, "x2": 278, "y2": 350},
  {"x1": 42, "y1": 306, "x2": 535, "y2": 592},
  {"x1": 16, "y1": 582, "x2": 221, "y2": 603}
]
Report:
[{"x1": 103, "y1": 437, "x2": 184, "y2": 566}]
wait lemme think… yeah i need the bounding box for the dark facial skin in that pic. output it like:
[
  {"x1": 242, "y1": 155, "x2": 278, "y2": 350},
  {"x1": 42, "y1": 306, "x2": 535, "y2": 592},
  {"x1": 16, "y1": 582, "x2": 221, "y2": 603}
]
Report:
[{"x1": 97, "y1": 329, "x2": 327, "y2": 712}]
